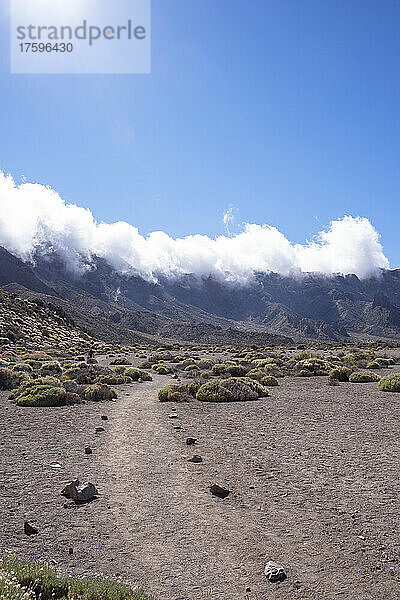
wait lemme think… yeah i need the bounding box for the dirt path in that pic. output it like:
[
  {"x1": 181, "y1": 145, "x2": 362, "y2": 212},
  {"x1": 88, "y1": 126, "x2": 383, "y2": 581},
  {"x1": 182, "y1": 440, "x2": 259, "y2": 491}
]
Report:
[{"x1": 99, "y1": 374, "x2": 270, "y2": 600}]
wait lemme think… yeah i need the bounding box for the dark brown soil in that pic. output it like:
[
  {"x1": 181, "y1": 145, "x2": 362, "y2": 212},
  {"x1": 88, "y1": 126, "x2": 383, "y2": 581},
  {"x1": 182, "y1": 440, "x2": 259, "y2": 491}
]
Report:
[{"x1": 1, "y1": 360, "x2": 399, "y2": 599}]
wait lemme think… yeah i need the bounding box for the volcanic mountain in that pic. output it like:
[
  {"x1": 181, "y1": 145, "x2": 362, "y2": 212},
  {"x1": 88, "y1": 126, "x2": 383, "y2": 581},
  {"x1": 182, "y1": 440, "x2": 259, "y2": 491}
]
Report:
[{"x1": 1, "y1": 246, "x2": 400, "y2": 344}]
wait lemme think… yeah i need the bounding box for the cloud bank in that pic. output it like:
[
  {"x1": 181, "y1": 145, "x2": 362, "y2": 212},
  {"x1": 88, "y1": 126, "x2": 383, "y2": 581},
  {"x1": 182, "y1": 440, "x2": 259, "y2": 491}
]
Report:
[{"x1": 0, "y1": 171, "x2": 389, "y2": 281}]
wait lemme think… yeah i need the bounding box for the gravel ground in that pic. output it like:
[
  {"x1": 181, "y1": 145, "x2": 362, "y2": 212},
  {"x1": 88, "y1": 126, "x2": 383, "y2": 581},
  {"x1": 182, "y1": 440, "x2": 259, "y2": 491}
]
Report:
[{"x1": 0, "y1": 357, "x2": 399, "y2": 600}]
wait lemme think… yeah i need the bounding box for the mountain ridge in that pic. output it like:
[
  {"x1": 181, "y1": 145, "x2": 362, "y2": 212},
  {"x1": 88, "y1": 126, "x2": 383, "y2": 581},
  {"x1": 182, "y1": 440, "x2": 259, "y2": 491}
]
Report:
[{"x1": 1, "y1": 246, "x2": 400, "y2": 343}]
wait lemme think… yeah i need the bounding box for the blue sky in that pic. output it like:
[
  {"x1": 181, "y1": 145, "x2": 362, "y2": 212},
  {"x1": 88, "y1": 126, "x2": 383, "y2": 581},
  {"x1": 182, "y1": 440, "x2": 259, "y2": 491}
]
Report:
[{"x1": 0, "y1": 0, "x2": 399, "y2": 265}]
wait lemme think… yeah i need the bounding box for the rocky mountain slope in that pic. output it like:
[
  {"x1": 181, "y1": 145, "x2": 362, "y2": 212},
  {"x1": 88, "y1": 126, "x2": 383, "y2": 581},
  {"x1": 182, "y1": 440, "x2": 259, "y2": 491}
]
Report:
[{"x1": 1, "y1": 246, "x2": 400, "y2": 343}]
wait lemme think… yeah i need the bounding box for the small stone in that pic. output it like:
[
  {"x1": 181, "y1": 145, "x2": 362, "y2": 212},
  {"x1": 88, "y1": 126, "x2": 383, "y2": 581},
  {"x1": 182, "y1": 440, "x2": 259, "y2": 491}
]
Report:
[
  {"x1": 68, "y1": 548, "x2": 73, "y2": 555},
  {"x1": 264, "y1": 561, "x2": 287, "y2": 583},
  {"x1": 210, "y1": 483, "x2": 230, "y2": 498},
  {"x1": 24, "y1": 521, "x2": 38, "y2": 535},
  {"x1": 84, "y1": 446, "x2": 92, "y2": 455},
  {"x1": 49, "y1": 463, "x2": 62, "y2": 469},
  {"x1": 101, "y1": 415, "x2": 108, "y2": 421},
  {"x1": 188, "y1": 455, "x2": 203, "y2": 463},
  {"x1": 95, "y1": 427, "x2": 105, "y2": 433},
  {"x1": 138, "y1": 378, "x2": 143, "y2": 383},
  {"x1": 61, "y1": 480, "x2": 98, "y2": 503},
  {"x1": 173, "y1": 425, "x2": 182, "y2": 430},
  {"x1": 186, "y1": 437, "x2": 197, "y2": 445},
  {"x1": 246, "y1": 587, "x2": 251, "y2": 592},
  {"x1": 168, "y1": 413, "x2": 178, "y2": 419}
]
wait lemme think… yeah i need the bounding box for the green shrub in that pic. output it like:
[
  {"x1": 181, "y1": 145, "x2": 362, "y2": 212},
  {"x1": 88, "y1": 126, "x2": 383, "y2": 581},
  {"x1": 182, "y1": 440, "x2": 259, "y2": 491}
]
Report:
[
  {"x1": 329, "y1": 366, "x2": 353, "y2": 382},
  {"x1": 252, "y1": 358, "x2": 276, "y2": 367},
  {"x1": 0, "y1": 555, "x2": 151, "y2": 600},
  {"x1": 344, "y1": 350, "x2": 374, "y2": 365},
  {"x1": 231, "y1": 377, "x2": 269, "y2": 397},
  {"x1": 261, "y1": 375, "x2": 279, "y2": 386},
  {"x1": 298, "y1": 369, "x2": 312, "y2": 377},
  {"x1": 378, "y1": 374, "x2": 400, "y2": 392},
  {"x1": 40, "y1": 361, "x2": 62, "y2": 376},
  {"x1": 296, "y1": 358, "x2": 331, "y2": 376},
  {"x1": 290, "y1": 351, "x2": 318, "y2": 363},
  {"x1": 196, "y1": 379, "x2": 258, "y2": 402},
  {"x1": 84, "y1": 383, "x2": 117, "y2": 401},
  {"x1": 367, "y1": 357, "x2": 392, "y2": 369},
  {"x1": 185, "y1": 364, "x2": 199, "y2": 371},
  {"x1": 110, "y1": 357, "x2": 132, "y2": 366},
  {"x1": 181, "y1": 357, "x2": 196, "y2": 367},
  {"x1": 124, "y1": 367, "x2": 152, "y2": 381},
  {"x1": 63, "y1": 365, "x2": 100, "y2": 385},
  {"x1": 158, "y1": 384, "x2": 192, "y2": 402},
  {"x1": 152, "y1": 363, "x2": 174, "y2": 375},
  {"x1": 12, "y1": 363, "x2": 34, "y2": 374},
  {"x1": 0, "y1": 367, "x2": 20, "y2": 390},
  {"x1": 349, "y1": 372, "x2": 380, "y2": 383},
  {"x1": 212, "y1": 363, "x2": 247, "y2": 377},
  {"x1": 16, "y1": 384, "x2": 78, "y2": 407},
  {"x1": 197, "y1": 358, "x2": 213, "y2": 369},
  {"x1": 9, "y1": 376, "x2": 62, "y2": 399}
]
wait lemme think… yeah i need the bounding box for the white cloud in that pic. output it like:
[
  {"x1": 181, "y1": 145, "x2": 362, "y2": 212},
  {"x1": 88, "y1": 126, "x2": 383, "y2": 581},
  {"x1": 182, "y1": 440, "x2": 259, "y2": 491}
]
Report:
[{"x1": 0, "y1": 170, "x2": 390, "y2": 281}]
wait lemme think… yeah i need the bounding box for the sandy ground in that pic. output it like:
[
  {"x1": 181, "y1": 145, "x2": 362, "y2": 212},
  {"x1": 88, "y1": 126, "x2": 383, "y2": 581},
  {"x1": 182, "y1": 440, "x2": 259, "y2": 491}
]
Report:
[{"x1": 0, "y1": 359, "x2": 399, "y2": 600}]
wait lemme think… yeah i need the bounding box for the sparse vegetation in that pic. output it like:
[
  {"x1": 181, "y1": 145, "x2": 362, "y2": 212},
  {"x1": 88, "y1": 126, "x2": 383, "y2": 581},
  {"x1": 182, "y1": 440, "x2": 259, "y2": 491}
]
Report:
[
  {"x1": 0, "y1": 556, "x2": 152, "y2": 600},
  {"x1": 329, "y1": 366, "x2": 353, "y2": 382},
  {"x1": 196, "y1": 379, "x2": 258, "y2": 402},
  {"x1": 349, "y1": 372, "x2": 380, "y2": 383},
  {"x1": 84, "y1": 383, "x2": 117, "y2": 401},
  {"x1": 377, "y1": 374, "x2": 400, "y2": 392}
]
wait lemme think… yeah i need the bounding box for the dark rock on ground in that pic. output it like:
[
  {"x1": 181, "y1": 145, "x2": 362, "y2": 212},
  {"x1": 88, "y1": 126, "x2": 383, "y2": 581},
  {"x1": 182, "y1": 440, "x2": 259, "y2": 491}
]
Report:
[
  {"x1": 61, "y1": 479, "x2": 98, "y2": 503},
  {"x1": 264, "y1": 561, "x2": 287, "y2": 583},
  {"x1": 210, "y1": 483, "x2": 230, "y2": 498},
  {"x1": 188, "y1": 455, "x2": 203, "y2": 463},
  {"x1": 24, "y1": 521, "x2": 38, "y2": 535}
]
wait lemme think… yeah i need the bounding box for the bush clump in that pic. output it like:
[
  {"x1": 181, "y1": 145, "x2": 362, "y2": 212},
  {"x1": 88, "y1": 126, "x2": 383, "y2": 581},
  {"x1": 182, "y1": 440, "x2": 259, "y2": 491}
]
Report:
[
  {"x1": 296, "y1": 358, "x2": 331, "y2": 376},
  {"x1": 328, "y1": 366, "x2": 353, "y2": 382},
  {"x1": 152, "y1": 363, "x2": 174, "y2": 375},
  {"x1": 196, "y1": 379, "x2": 258, "y2": 403},
  {"x1": 158, "y1": 384, "x2": 192, "y2": 402},
  {"x1": 84, "y1": 383, "x2": 117, "y2": 401},
  {"x1": 0, "y1": 366, "x2": 20, "y2": 390},
  {"x1": 349, "y1": 372, "x2": 380, "y2": 383},
  {"x1": 40, "y1": 361, "x2": 62, "y2": 376},
  {"x1": 367, "y1": 357, "x2": 394, "y2": 369},
  {"x1": 12, "y1": 363, "x2": 34, "y2": 374},
  {"x1": 231, "y1": 377, "x2": 269, "y2": 397},
  {"x1": 123, "y1": 367, "x2": 152, "y2": 381},
  {"x1": 377, "y1": 374, "x2": 400, "y2": 392},
  {"x1": 110, "y1": 357, "x2": 132, "y2": 366},
  {"x1": 212, "y1": 363, "x2": 247, "y2": 377},
  {"x1": 16, "y1": 384, "x2": 79, "y2": 407},
  {"x1": 260, "y1": 374, "x2": 279, "y2": 386},
  {"x1": 197, "y1": 358, "x2": 213, "y2": 369}
]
